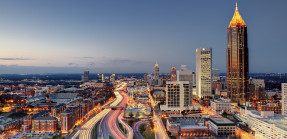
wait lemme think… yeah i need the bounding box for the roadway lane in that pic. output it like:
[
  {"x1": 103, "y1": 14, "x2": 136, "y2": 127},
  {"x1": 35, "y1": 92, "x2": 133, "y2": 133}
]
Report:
[
  {"x1": 99, "y1": 92, "x2": 129, "y2": 139},
  {"x1": 69, "y1": 90, "x2": 124, "y2": 139},
  {"x1": 133, "y1": 120, "x2": 149, "y2": 139},
  {"x1": 149, "y1": 93, "x2": 169, "y2": 139},
  {"x1": 118, "y1": 112, "x2": 133, "y2": 139}
]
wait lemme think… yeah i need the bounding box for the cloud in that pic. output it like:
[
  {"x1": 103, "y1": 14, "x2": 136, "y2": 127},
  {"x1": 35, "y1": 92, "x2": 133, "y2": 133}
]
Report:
[
  {"x1": 110, "y1": 59, "x2": 132, "y2": 64},
  {"x1": 87, "y1": 62, "x2": 96, "y2": 66},
  {"x1": 67, "y1": 63, "x2": 78, "y2": 66},
  {"x1": 76, "y1": 57, "x2": 95, "y2": 59},
  {"x1": 0, "y1": 58, "x2": 33, "y2": 60}
]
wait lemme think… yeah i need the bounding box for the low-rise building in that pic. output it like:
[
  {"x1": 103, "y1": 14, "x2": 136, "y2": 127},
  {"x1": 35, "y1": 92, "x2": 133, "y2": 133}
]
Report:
[
  {"x1": 60, "y1": 110, "x2": 73, "y2": 134},
  {"x1": 49, "y1": 93, "x2": 80, "y2": 104},
  {"x1": 210, "y1": 98, "x2": 232, "y2": 114},
  {"x1": 237, "y1": 107, "x2": 287, "y2": 139},
  {"x1": 25, "y1": 95, "x2": 46, "y2": 106},
  {"x1": 51, "y1": 103, "x2": 66, "y2": 117},
  {"x1": 257, "y1": 100, "x2": 281, "y2": 114},
  {"x1": 166, "y1": 115, "x2": 209, "y2": 137},
  {"x1": 81, "y1": 99, "x2": 94, "y2": 117},
  {"x1": 21, "y1": 110, "x2": 49, "y2": 132},
  {"x1": 0, "y1": 116, "x2": 21, "y2": 132},
  {"x1": 32, "y1": 117, "x2": 57, "y2": 133},
  {"x1": 208, "y1": 117, "x2": 235, "y2": 137},
  {"x1": 135, "y1": 94, "x2": 149, "y2": 104}
]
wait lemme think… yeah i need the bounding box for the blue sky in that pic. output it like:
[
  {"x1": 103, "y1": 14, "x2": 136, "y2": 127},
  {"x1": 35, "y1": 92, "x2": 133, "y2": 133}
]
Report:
[{"x1": 0, "y1": 0, "x2": 286, "y2": 74}]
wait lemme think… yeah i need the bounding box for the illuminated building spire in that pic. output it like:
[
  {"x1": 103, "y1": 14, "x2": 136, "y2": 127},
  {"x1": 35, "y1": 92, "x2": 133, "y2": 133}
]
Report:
[
  {"x1": 228, "y1": 2, "x2": 246, "y2": 28},
  {"x1": 154, "y1": 61, "x2": 159, "y2": 79}
]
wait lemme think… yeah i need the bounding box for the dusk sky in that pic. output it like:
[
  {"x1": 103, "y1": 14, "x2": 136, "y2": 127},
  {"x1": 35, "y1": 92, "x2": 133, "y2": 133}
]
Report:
[{"x1": 0, "y1": 0, "x2": 286, "y2": 74}]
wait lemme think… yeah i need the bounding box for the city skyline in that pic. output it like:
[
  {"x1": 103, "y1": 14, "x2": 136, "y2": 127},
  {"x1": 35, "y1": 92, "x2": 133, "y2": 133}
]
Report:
[{"x1": 0, "y1": 0, "x2": 287, "y2": 74}]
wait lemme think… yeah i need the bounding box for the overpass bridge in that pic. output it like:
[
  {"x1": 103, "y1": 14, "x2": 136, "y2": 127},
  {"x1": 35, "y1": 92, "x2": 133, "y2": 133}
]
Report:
[{"x1": 101, "y1": 106, "x2": 126, "y2": 110}]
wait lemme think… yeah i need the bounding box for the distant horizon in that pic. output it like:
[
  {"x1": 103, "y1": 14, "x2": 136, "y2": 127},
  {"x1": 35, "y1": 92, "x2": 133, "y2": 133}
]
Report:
[{"x1": 0, "y1": 72, "x2": 286, "y2": 75}]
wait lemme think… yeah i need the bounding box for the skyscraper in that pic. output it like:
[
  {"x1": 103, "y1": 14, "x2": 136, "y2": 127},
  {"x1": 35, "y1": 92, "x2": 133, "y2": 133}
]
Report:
[
  {"x1": 227, "y1": 3, "x2": 249, "y2": 106},
  {"x1": 82, "y1": 70, "x2": 89, "y2": 82},
  {"x1": 110, "y1": 74, "x2": 116, "y2": 82},
  {"x1": 170, "y1": 66, "x2": 177, "y2": 81},
  {"x1": 196, "y1": 48, "x2": 212, "y2": 99},
  {"x1": 160, "y1": 81, "x2": 191, "y2": 111},
  {"x1": 97, "y1": 74, "x2": 104, "y2": 83},
  {"x1": 249, "y1": 79, "x2": 265, "y2": 100},
  {"x1": 154, "y1": 62, "x2": 159, "y2": 79}
]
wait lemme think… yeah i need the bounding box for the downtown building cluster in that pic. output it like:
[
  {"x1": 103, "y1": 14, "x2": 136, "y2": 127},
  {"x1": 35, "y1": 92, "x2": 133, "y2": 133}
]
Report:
[{"x1": 145, "y1": 3, "x2": 287, "y2": 139}]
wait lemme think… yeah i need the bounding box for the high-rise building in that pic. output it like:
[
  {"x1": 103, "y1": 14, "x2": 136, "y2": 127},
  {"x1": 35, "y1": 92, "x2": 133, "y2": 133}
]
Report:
[
  {"x1": 196, "y1": 48, "x2": 212, "y2": 99},
  {"x1": 82, "y1": 70, "x2": 89, "y2": 82},
  {"x1": 160, "y1": 81, "x2": 191, "y2": 111},
  {"x1": 249, "y1": 79, "x2": 265, "y2": 100},
  {"x1": 110, "y1": 74, "x2": 116, "y2": 82},
  {"x1": 97, "y1": 74, "x2": 104, "y2": 82},
  {"x1": 282, "y1": 83, "x2": 287, "y2": 116},
  {"x1": 154, "y1": 62, "x2": 159, "y2": 79},
  {"x1": 212, "y1": 68, "x2": 220, "y2": 82},
  {"x1": 170, "y1": 66, "x2": 177, "y2": 81},
  {"x1": 227, "y1": 3, "x2": 249, "y2": 106},
  {"x1": 177, "y1": 65, "x2": 195, "y2": 93}
]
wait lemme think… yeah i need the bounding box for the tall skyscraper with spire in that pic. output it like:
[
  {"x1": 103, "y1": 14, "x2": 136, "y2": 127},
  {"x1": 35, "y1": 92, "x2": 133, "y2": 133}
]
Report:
[
  {"x1": 227, "y1": 3, "x2": 249, "y2": 106},
  {"x1": 154, "y1": 62, "x2": 159, "y2": 79},
  {"x1": 170, "y1": 66, "x2": 177, "y2": 81}
]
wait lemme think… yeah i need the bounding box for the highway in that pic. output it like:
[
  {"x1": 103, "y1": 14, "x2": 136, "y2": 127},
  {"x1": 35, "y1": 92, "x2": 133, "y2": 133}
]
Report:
[
  {"x1": 133, "y1": 120, "x2": 149, "y2": 139},
  {"x1": 98, "y1": 92, "x2": 130, "y2": 139},
  {"x1": 118, "y1": 112, "x2": 133, "y2": 139},
  {"x1": 153, "y1": 111, "x2": 169, "y2": 139},
  {"x1": 69, "y1": 83, "x2": 126, "y2": 139},
  {"x1": 149, "y1": 93, "x2": 169, "y2": 139}
]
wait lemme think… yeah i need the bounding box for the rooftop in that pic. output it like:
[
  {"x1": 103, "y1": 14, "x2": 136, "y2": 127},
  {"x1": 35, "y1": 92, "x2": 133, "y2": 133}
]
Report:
[
  {"x1": 49, "y1": 93, "x2": 78, "y2": 99},
  {"x1": 33, "y1": 116, "x2": 57, "y2": 121},
  {"x1": 209, "y1": 117, "x2": 235, "y2": 126},
  {"x1": 25, "y1": 95, "x2": 46, "y2": 103},
  {"x1": 51, "y1": 103, "x2": 66, "y2": 109},
  {"x1": 262, "y1": 116, "x2": 287, "y2": 131}
]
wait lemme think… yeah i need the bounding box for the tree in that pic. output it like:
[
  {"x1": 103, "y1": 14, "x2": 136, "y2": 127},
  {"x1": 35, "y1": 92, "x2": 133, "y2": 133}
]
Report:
[{"x1": 222, "y1": 111, "x2": 228, "y2": 117}]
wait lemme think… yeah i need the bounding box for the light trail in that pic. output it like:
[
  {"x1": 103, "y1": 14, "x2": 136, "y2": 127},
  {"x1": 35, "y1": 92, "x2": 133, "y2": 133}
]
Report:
[
  {"x1": 69, "y1": 84, "x2": 125, "y2": 139},
  {"x1": 133, "y1": 120, "x2": 149, "y2": 139}
]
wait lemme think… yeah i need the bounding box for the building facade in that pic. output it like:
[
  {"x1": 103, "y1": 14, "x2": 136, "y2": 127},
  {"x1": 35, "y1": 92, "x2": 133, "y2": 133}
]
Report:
[
  {"x1": 32, "y1": 117, "x2": 57, "y2": 133},
  {"x1": 110, "y1": 74, "x2": 116, "y2": 82},
  {"x1": 238, "y1": 107, "x2": 287, "y2": 139},
  {"x1": 210, "y1": 98, "x2": 232, "y2": 114},
  {"x1": 282, "y1": 83, "x2": 287, "y2": 116},
  {"x1": 82, "y1": 70, "x2": 89, "y2": 82},
  {"x1": 196, "y1": 48, "x2": 212, "y2": 99},
  {"x1": 60, "y1": 110, "x2": 73, "y2": 134},
  {"x1": 208, "y1": 117, "x2": 236, "y2": 136},
  {"x1": 166, "y1": 115, "x2": 209, "y2": 137},
  {"x1": 249, "y1": 79, "x2": 265, "y2": 100},
  {"x1": 226, "y1": 3, "x2": 249, "y2": 106},
  {"x1": 97, "y1": 74, "x2": 104, "y2": 82},
  {"x1": 160, "y1": 81, "x2": 192, "y2": 112},
  {"x1": 177, "y1": 65, "x2": 195, "y2": 88},
  {"x1": 257, "y1": 101, "x2": 281, "y2": 114}
]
